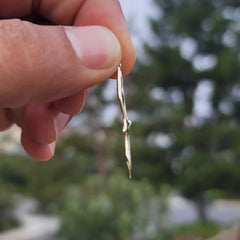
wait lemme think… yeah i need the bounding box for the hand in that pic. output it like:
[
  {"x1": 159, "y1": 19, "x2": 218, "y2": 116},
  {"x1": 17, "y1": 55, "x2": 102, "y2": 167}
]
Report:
[{"x1": 0, "y1": 0, "x2": 135, "y2": 160}]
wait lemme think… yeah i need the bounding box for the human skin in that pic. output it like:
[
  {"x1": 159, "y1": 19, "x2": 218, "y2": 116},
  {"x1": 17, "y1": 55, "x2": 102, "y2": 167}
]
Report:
[{"x1": 0, "y1": 0, "x2": 136, "y2": 160}]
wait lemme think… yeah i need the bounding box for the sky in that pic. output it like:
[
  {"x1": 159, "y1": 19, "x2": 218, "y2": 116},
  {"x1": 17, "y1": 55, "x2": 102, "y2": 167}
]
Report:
[
  {"x1": 118, "y1": 1, "x2": 214, "y2": 120},
  {"x1": 119, "y1": 0, "x2": 158, "y2": 54}
]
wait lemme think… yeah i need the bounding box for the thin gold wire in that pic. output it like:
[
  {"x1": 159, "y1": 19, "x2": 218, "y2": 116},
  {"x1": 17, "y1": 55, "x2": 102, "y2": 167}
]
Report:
[{"x1": 117, "y1": 65, "x2": 132, "y2": 179}]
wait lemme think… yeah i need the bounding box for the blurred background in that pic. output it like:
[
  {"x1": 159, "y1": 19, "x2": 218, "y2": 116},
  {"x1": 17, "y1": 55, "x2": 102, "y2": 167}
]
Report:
[{"x1": 1, "y1": 0, "x2": 240, "y2": 239}]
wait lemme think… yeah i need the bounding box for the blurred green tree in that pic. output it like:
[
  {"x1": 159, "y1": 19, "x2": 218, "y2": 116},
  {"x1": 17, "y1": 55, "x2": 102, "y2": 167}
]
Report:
[
  {"x1": 57, "y1": 174, "x2": 172, "y2": 240},
  {"x1": 0, "y1": 186, "x2": 19, "y2": 231},
  {"x1": 125, "y1": 0, "x2": 240, "y2": 221}
]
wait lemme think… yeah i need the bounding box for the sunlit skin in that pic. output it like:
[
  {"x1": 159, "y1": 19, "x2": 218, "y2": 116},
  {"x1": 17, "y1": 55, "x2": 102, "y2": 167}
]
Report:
[{"x1": 0, "y1": 0, "x2": 136, "y2": 160}]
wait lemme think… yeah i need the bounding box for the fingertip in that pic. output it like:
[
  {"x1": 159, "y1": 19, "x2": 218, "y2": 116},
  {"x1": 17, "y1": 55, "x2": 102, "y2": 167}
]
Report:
[
  {"x1": 23, "y1": 103, "x2": 56, "y2": 144},
  {"x1": 23, "y1": 103, "x2": 70, "y2": 144},
  {"x1": 21, "y1": 130, "x2": 55, "y2": 161},
  {"x1": 65, "y1": 25, "x2": 122, "y2": 70},
  {"x1": 120, "y1": 35, "x2": 136, "y2": 77},
  {"x1": 74, "y1": 0, "x2": 136, "y2": 77}
]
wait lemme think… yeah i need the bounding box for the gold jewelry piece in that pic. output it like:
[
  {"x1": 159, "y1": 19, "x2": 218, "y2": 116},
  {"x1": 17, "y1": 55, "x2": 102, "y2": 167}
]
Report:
[{"x1": 117, "y1": 65, "x2": 132, "y2": 179}]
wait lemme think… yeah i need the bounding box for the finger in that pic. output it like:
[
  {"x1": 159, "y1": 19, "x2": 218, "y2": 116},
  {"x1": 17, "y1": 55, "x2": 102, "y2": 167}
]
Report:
[
  {"x1": 21, "y1": 129, "x2": 56, "y2": 161},
  {"x1": 0, "y1": 109, "x2": 13, "y2": 131},
  {"x1": 0, "y1": 0, "x2": 135, "y2": 76},
  {"x1": 39, "y1": 0, "x2": 135, "y2": 76},
  {"x1": 0, "y1": 19, "x2": 121, "y2": 108},
  {"x1": 73, "y1": 0, "x2": 136, "y2": 76},
  {"x1": 52, "y1": 88, "x2": 91, "y2": 114},
  {"x1": 22, "y1": 103, "x2": 70, "y2": 144}
]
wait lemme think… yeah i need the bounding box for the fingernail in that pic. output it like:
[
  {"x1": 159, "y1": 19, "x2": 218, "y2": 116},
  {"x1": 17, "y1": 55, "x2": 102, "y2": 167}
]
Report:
[
  {"x1": 49, "y1": 142, "x2": 56, "y2": 156},
  {"x1": 65, "y1": 26, "x2": 121, "y2": 69},
  {"x1": 50, "y1": 110, "x2": 70, "y2": 137},
  {"x1": 85, "y1": 87, "x2": 91, "y2": 99},
  {"x1": 78, "y1": 88, "x2": 91, "y2": 113}
]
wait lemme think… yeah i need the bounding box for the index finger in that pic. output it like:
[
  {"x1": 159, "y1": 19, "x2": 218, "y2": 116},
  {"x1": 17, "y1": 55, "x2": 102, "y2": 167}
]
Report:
[{"x1": 0, "y1": 0, "x2": 136, "y2": 76}]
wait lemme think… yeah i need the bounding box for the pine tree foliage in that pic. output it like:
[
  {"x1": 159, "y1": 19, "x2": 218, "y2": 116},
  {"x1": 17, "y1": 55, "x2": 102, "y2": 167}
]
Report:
[{"x1": 127, "y1": 0, "x2": 240, "y2": 221}]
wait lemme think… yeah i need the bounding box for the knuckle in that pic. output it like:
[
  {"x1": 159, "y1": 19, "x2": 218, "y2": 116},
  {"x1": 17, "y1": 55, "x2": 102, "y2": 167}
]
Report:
[
  {"x1": 0, "y1": 19, "x2": 34, "y2": 107},
  {"x1": 0, "y1": 19, "x2": 24, "y2": 45},
  {"x1": 0, "y1": 19, "x2": 36, "y2": 73},
  {"x1": 0, "y1": 19, "x2": 35, "y2": 63}
]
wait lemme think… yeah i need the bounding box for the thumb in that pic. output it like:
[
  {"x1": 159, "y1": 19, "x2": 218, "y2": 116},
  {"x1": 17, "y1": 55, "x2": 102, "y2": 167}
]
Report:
[{"x1": 0, "y1": 19, "x2": 121, "y2": 107}]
